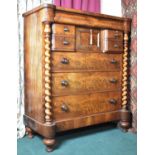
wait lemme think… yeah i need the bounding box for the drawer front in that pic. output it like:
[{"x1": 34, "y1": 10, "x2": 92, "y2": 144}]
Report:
[
  {"x1": 51, "y1": 52, "x2": 122, "y2": 72},
  {"x1": 53, "y1": 92, "x2": 121, "y2": 120},
  {"x1": 76, "y1": 27, "x2": 101, "y2": 52},
  {"x1": 102, "y1": 30, "x2": 123, "y2": 40},
  {"x1": 52, "y1": 36, "x2": 75, "y2": 51},
  {"x1": 102, "y1": 39, "x2": 123, "y2": 53},
  {"x1": 52, "y1": 72, "x2": 121, "y2": 95},
  {"x1": 52, "y1": 24, "x2": 75, "y2": 36}
]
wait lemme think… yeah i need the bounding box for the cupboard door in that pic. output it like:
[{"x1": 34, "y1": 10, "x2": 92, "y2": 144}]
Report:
[{"x1": 76, "y1": 27, "x2": 101, "y2": 52}]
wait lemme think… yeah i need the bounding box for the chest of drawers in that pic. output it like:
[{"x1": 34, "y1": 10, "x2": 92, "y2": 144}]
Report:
[{"x1": 23, "y1": 4, "x2": 131, "y2": 152}]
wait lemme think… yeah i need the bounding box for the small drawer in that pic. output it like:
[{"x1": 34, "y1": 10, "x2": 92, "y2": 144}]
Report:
[
  {"x1": 51, "y1": 72, "x2": 121, "y2": 96},
  {"x1": 52, "y1": 24, "x2": 75, "y2": 36},
  {"x1": 53, "y1": 92, "x2": 121, "y2": 121},
  {"x1": 102, "y1": 39, "x2": 123, "y2": 53},
  {"x1": 51, "y1": 52, "x2": 122, "y2": 72},
  {"x1": 52, "y1": 35, "x2": 75, "y2": 51},
  {"x1": 102, "y1": 30, "x2": 123, "y2": 40}
]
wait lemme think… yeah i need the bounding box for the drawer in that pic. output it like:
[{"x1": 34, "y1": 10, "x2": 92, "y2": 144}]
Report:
[
  {"x1": 53, "y1": 92, "x2": 122, "y2": 120},
  {"x1": 76, "y1": 27, "x2": 101, "y2": 52},
  {"x1": 52, "y1": 35, "x2": 75, "y2": 51},
  {"x1": 52, "y1": 24, "x2": 75, "y2": 36},
  {"x1": 102, "y1": 30, "x2": 123, "y2": 40},
  {"x1": 52, "y1": 72, "x2": 121, "y2": 95},
  {"x1": 51, "y1": 52, "x2": 122, "y2": 72},
  {"x1": 102, "y1": 39, "x2": 123, "y2": 53}
]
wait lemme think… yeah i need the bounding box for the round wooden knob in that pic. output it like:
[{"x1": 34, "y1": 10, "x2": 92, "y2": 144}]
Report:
[
  {"x1": 61, "y1": 58, "x2": 69, "y2": 64},
  {"x1": 61, "y1": 103, "x2": 69, "y2": 112},
  {"x1": 109, "y1": 79, "x2": 117, "y2": 83},
  {"x1": 63, "y1": 40, "x2": 69, "y2": 45},
  {"x1": 110, "y1": 59, "x2": 117, "y2": 64},
  {"x1": 61, "y1": 80, "x2": 69, "y2": 87},
  {"x1": 109, "y1": 99, "x2": 117, "y2": 104},
  {"x1": 64, "y1": 27, "x2": 69, "y2": 32}
]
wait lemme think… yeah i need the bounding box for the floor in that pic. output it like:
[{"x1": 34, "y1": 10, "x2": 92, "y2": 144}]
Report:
[{"x1": 17, "y1": 124, "x2": 137, "y2": 155}]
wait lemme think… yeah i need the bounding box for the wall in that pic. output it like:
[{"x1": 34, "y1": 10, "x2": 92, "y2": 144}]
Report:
[
  {"x1": 101, "y1": 0, "x2": 122, "y2": 16},
  {"x1": 121, "y1": 0, "x2": 137, "y2": 133}
]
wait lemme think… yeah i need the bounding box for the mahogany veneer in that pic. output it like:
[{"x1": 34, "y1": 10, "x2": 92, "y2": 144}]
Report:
[{"x1": 23, "y1": 4, "x2": 131, "y2": 152}]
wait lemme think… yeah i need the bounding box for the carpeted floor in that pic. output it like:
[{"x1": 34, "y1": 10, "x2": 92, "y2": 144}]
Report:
[{"x1": 17, "y1": 124, "x2": 137, "y2": 155}]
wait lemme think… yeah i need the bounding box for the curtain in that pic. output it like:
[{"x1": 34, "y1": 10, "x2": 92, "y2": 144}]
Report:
[
  {"x1": 17, "y1": 0, "x2": 53, "y2": 139},
  {"x1": 121, "y1": 0, "x2": 137, "y2": 133},
  {"x1": 54, "y1": 0, "x2": 101, "y2": 13}
]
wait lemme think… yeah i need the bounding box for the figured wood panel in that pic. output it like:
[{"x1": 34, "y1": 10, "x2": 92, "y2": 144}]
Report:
[
  {"x1": 52, "y1": 35, "x2": 75, "y2": 51},
  {"x1": 102, "y1": 30, "x2": 123, "y2": 40},
  {"x1": 53, "y1": 92, "x2": 121, "y2": 121},
  {"x1": 51, "y1": 72, "x2": 122, "y2": 95},
  {"x1": 56, "y1": 111, "x2": 120, "y2": 132},
  {"x1": 52, "y1": 23, "x2": 75, "y2": 36},
  {"x1": 54, "y1": 11, "x2": 124, "y2": 31},
  {"x1": 51, "y1": 52, "x2": 122, "y2": 72},
  {"x1": 101, "y1": 39, "x2": 123, "y2": 53},
  {"x1": 76, "y1": 27, "x2": 101, "y2": 52},
  {"x1": 24, "y1": 11, "x2": 44, "y2": 122}
]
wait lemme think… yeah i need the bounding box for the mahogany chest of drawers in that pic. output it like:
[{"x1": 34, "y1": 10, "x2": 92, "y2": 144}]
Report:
[{"x1": 23, "y1": 4, "x2": 131, "y2": 152}]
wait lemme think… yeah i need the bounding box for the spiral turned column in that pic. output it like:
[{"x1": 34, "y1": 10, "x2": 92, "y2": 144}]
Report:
[
  {"x1": 44, "y1": 22, "x2": 52, "y2": 125},
  {"x1": 122, "y1": 33, "x2": 128, "y2": 110},
  {"x1": 43, "y1": 22, "x2": 56, "y2": 152},
  {"x1": 119, "y1": 32, "x2": 131, "y2": 131}
]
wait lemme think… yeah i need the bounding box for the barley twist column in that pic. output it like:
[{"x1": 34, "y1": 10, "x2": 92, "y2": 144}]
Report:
[
  {"x1": 122, "y1": 33, "x2": 128, "y2": 109},
  {"x1": 44, "y1": 22, "x2": 52, "y2": 125},
  {"x1": 119, "y1": 31, "x2": 131, "y2": 131}
]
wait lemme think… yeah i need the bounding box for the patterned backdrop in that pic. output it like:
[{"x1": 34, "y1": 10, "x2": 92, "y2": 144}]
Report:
[
  {"x1": 17, "y1": 0, "x2": 54, "y2": 139},
  {"x1": 121, "y1": 0, "x2": 137, "y2": 132}
]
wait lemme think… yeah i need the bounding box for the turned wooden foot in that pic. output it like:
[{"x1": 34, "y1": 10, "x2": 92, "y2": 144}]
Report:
[
  {"x1": 43, "y1": 138, "x2": 56, "y2": 152},
  {"x1": 25, "y1": 127, "x2": 34, "y2": 138},
  {"x1": 119, "y1": 109, "x2": 131, "y2": 131}
]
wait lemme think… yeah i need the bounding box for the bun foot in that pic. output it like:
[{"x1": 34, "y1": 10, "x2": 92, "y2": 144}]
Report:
[
  {"x1": 43, "y1": 138, "x2": 56, "y2": 152},
  {"x1": 25, "y1": 127, "x2": 34, "y2": 138},
  {"x1": 119, "y1": 109, "x2": 131, "y2": 131}
]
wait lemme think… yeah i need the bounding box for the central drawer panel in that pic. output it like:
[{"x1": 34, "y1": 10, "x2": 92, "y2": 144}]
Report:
[
  {"x1": 51, "y1": 52, "x2": 122, "y2": 72},
  {"x1": 53, "y1": 91, "x2": 121, "y2": 121},
  {"x1": 52, "y1": 72, "x2": 121, "y2": 95}
]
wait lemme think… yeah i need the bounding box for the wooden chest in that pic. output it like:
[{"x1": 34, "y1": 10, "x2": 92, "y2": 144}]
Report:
[{"x1": 23, "y1": 4, "x2": 131, "y2": 152}]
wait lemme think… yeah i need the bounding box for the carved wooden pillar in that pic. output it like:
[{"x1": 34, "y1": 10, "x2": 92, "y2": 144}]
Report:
[
  {"x1": 120, "y1": 19, "x2": 131, "y2": 130},
  {"x1": 43, "y1": 21, "x2": 56, "y2": 152},
  {"x1": 44, "y1": 22, "x2": 53, "y2": 125}
]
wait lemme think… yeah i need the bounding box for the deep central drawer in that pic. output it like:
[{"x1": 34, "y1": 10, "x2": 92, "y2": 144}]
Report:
[
  {"x1": 51, "y1": 52, "x2": 122, "y2": 72},
  {"x1": 53, "y1": 91, "x2": 122, "y2": 121},
  {"x1": 52, "y1": 72, "x2": 121, "y2": 95}
]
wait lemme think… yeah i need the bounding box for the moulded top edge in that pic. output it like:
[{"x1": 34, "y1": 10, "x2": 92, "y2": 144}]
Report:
[{"x1": 22, "y1": 3, "x2": 131, "y2": 22}]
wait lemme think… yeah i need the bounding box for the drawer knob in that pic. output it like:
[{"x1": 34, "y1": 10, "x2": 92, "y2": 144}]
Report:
[
  {"x1": 61, "y1": 103, "x2": 69, "y2": 112},
  {"x1": 63, "y1": 40, "x2": 69, "y2": 45},
  {"x1": 61, "y1": 80, "x2": 69, "y2": 87},
  {"x1": 114, "y1": 31, "x2": 119, "y2": 37},
  {"x1": 109, "y1": 79, "x2": 117, "y2": 83},
  {"x1": 110, "y1": 59, "x2": 117, "y2": 64},
  {"x1": 109, "y1": 99, "x2": 117, "y2": 104},
  {"x1": 64, "y1": 27, "x2": 69, "y2": 32},
  {"x1": 114, "y1": 44, "x2": 118, "y2": 48},
  {"x1": 61, "y1": 58, "x2": 69, "y2": 64}
]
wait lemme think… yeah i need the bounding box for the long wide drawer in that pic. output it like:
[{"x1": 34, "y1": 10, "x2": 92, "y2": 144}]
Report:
[
  {"x1": 51, "y1": 52, "x2": 122, "y2": 72},
  {"x1": 53, "y1": 91, "x2": 122, "y2": 121},
  {"x1": 52, "y1": 72, "x2": 121, "y2": 95}
]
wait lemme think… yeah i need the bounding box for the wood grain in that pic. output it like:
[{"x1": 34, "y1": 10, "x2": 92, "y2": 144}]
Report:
[
  {"x1": 52, "y1": 35, "x2": 75, "y2": 51},
  {"x1": 51, "y1": 52, "x2": 122, "y2": 72},
  {"x1": 51, "y1": 72, "x2": 122, "y2": 95},
  {"x1": 52, "y1": 23, "x2": 75, "y2": 36},
  {"x1": 76, "y1": 27, "x2": 101, "y2": 52},
  {"x1": 53, "y1": 91, "x2": 121, "y2": 121}
]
